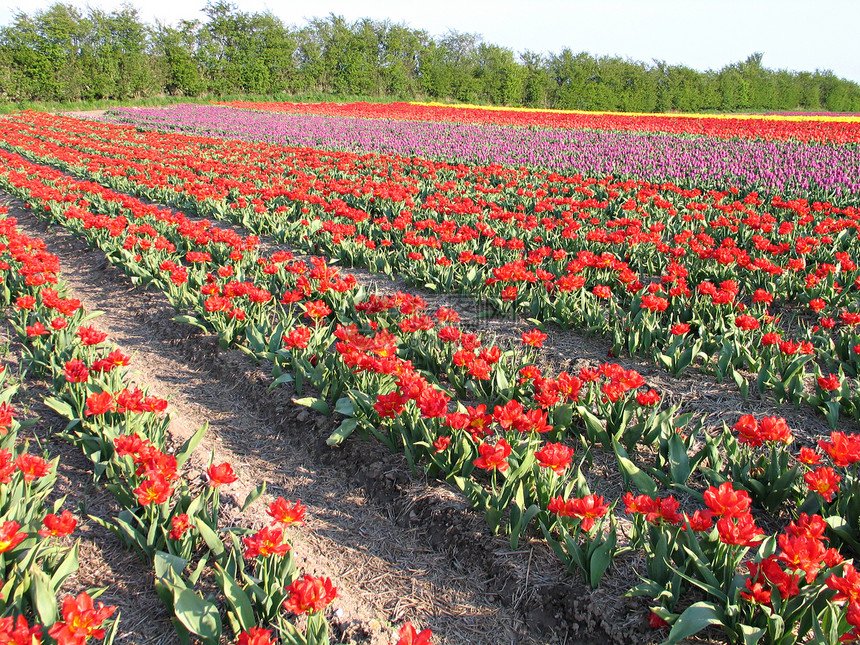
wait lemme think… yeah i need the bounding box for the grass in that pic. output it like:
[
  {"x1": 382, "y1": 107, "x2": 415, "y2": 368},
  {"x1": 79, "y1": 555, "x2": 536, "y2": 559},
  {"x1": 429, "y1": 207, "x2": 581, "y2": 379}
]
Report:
[{"x1": 0, "y1": 91, "x2": 421, "y2": 115}]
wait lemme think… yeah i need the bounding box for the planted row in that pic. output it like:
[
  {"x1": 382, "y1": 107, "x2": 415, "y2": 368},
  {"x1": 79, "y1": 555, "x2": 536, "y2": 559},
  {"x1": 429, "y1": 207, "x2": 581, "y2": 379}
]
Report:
[{"x1": 0, "y1": 214, "x2": 116, "y2": 641}]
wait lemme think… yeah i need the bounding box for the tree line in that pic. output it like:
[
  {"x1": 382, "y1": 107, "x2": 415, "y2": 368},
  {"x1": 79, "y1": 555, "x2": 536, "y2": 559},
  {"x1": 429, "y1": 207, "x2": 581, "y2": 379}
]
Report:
[{"x1": 2, "y1": 1, "x2": 859, "y2": 113}]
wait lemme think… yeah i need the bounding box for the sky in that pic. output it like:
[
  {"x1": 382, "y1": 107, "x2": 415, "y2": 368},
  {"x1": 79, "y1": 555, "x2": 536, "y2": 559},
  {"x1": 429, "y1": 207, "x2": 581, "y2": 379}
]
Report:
[{"x1": 2, "y1": 0, "x2": 858, "y2": 83}]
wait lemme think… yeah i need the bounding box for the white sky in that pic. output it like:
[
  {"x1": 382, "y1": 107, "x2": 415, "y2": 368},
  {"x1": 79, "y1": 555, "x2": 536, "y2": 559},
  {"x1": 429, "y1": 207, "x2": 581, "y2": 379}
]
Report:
[{"x1": 2, "y1": 0, "x2": 858, "y2": 83}]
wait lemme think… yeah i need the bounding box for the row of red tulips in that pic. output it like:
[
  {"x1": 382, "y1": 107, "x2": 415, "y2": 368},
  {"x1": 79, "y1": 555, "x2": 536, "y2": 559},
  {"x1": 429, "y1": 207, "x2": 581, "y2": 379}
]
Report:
[{"x1": 0, "y1": 210, "x2": 116, "y2": 644}]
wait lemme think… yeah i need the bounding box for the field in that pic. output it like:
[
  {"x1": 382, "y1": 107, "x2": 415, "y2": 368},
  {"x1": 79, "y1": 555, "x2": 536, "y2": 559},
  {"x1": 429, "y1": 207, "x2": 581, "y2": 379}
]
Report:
[{"x1": 0, "y1": 101, "x2": 858, "y2": 645}]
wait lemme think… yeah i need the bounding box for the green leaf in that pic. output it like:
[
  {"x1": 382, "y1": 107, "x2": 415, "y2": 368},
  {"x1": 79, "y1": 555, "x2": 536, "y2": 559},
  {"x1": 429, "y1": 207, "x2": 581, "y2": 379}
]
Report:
[
  {"x1": 103, "y1": 609, "x2": 121, "y2": 645},
  {"x1": 49, "y1": 542, "x2": 80, "y2": 590},
  {"x1": 30, "y1": 567, "x2": 59, "y2": 625},
  {"x1": 245, "y1": 325, "x2": 266, "y2": 352},
  {"x1": 614, "y1": 442, "x2": 657, "y2": 496},
  {"x1": 824, "y1": 515, "x2": 860, "y2": 552},
  {"x1": 484, "y1": 506, "x2": 503, "y2": 533},
  {"x1": 756, "y1": 363, "x2": 771, "y2": 395},
  {"x1": 673, "y1": 548, "x2": 725, "y2": 601},
  {"x1": 92, "y1": 513, "x2": 147, "y2": 556},
  {"x1": 577, "y1": 406, "x2": 611, "y2": 448},
  {"x1": 552, "y1": 405, "x2": 573, "y2": 431},
  {"x1": 825, "y1": 400, "x2": 841, "y2": 429},
  {"x1": 268, "y1": 372, "x2": 294, "y2": 391},
  {"x1": 539, "y1": 521, "x2": 570, "y2": 566},
  {"x1": 174, "y1": 588, "x2": 221, "y2": 642},
  {"x1": 241, "y1": 482, "x2": 266, "y2": 511},
  {"x1": 173, "y1": 315, "x2": 209, "y2": 333},
  {"x1": 661, "y1": 601, "x2": 723, "y2": 645},
  {"x1": 589, "y1": 537, "x2": 615, "y2": 589},
  {"x1": 739, "y1": 624, "x2": 765, "y2": 645},
  {"x1": 43, "y1": 396, "x2": 74, "y2": 420},
  {"x1": 293, "y1": 397, "x2": 330, "y2": 415},
  {"x1": 667, "y1": 433, "x2": 691, "y2": 486},
  {"x1": 333, "y1": 396, "x2": 354, "y2": 416},
  {"x1": 509, "y1": 504, "x2": 540, "y2": 549},
  {"x1": 495, "y1": 368, "x2": 510, "y2": 392},
  {"x1": 215, "y1": 566, "x2": 255, "y2": 633},
  {"x1": 327, "y1": 418, "x2": 357, "y2": 445},
  {"x1": 175, "y1": 422, "x2": 208, "y2": 469},
  {"x1": 195, "y1": 521, "x2": 225, "y2": 557},
  {"x1": 188, "y1": 555, "x2": 209, "y2": 586},
  {"x1": 154, "y1": 551, "x2": 188, "y2": 579}
]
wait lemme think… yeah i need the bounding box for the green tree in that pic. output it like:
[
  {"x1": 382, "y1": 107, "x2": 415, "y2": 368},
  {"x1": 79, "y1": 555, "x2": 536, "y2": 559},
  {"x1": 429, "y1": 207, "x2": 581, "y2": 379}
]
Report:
[
  {"x1": 475, "y1": 43, "x2": 523, "y2": 105},
  {"x1": 153, "y1": 20, "x2": 203, "y2": 95},
  {"x1": 773, "y1": 69, "x2": 801, "y2": 110},
  {"x1": 718, "y1": 63, "x2": 752, "y2": 111},
  {"x1": 548, "y1": 49, "x2": 599, "y2": 110},
  {"x1": 195, "y1": 1, "x2": 252, "y2": 93},
  {"x1": 416, "y1": 40, "x2": 453, "y2": 99},
  {"x1": 295, "y1": 14, "x2": 375, "y2": 94},
  {"x1": 665, "y1": 64, "x2": 707, "y2": 112},
  {"x1": 0, "y1": 4, "x2": 87, "y2": 100},
  {"x1": 81, "y1": 5, "x2": 154, "y2": 99},
  {"x1": 378, "y1": 22, "x2": 424, "y2": 97},
  {"x1": 796, "y1": 71, "x2": 823, "y2": 110},
  {"x1": 815, "y1": 70, "x2": 850, "y2": 112},
  {"x1": 520, "y1": 50, "x2": 551, "y2": 107},
  {"x1": 438, "y1": 30, "x2": 481, "y2": 102}
]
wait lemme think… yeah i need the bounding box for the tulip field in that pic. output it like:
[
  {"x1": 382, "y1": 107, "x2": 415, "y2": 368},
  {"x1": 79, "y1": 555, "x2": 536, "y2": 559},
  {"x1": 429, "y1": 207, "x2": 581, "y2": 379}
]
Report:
[{"x1": 0, "y1": 101, "x2": 859, "y2": 644}]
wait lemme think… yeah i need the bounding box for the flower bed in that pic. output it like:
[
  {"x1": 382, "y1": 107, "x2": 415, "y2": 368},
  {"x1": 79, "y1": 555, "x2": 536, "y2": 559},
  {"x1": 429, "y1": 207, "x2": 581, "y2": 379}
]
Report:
[
  {"x1": 216, "y1": 100, "x2": 860, "y2": 144},
  {"x1": 103, "y1": 104, "x2": 860, "y2": 198}
]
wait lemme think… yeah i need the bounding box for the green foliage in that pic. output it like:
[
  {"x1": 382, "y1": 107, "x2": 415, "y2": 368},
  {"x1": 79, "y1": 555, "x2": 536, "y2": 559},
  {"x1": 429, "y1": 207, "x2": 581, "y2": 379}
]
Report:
[
  {"x1": 1, "y1": 2, "x2": 859, "y2": 112},
  {"x1": 0, "y1": 3, "x2": 156, "y2": 101}
]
